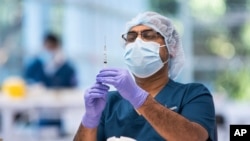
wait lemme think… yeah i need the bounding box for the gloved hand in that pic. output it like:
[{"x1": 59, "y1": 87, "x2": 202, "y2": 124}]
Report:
[
  {"x1": 82, "y1": 82, "x2": 110, "y2": 128},
  {"x1": 96, "y1": 68, "x2": 148, "y2": 109}
]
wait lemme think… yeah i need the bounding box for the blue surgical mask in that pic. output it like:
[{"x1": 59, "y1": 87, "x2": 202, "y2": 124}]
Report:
[
  {"x1": 124, "y1": 38, "x2": 168, "y2": 78},
  {"x1": 40, "y1": 49, "x2": 54, "y2": 64}
]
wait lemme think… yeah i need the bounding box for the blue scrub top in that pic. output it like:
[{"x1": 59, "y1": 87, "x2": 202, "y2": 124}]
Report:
[
  {"x1": 97, "y1": 79, "x2": 216, "y2": 141},
  {"x1": 24, "y1": 58, "x2": 77, "y2": 88}
]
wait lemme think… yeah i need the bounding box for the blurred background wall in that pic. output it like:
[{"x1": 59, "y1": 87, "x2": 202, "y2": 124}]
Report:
[{"x1": 0, "y1": 0, "x2": 250, "y2": 141}]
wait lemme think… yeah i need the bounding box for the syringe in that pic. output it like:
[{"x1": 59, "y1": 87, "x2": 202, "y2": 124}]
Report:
[{"x1": 104, "y1": 36, "x2": 107, "y2": 67}]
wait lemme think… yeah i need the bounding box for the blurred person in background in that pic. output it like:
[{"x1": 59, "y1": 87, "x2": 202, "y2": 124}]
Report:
[
  {"x1": 74, "y1": 11, "x2": 216, "y2": 141},
  {"x1": 21, "y1": 33, "x2": 77, "y2": 136},
  {"x1": 24, "y1": 33, "x2": 77, "y2": 88}
]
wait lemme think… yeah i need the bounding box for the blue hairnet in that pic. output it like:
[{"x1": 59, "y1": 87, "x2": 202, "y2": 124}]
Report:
[{"x1": 124, "y1": 11, "x2": 185, "y2": 79}]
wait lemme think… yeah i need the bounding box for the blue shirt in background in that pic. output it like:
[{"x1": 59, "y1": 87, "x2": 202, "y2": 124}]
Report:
[{"x1": 24, "y1": 58, "x2": 77, "y2": 88}]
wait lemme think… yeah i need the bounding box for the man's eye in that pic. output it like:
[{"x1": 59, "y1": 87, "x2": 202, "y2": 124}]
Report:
[
  {"x1": 144, "y1": 34, "x2": 155, "y2": 39},
  {"x1": 127, "y1": 35, "x2": 136, "y2": 39}
]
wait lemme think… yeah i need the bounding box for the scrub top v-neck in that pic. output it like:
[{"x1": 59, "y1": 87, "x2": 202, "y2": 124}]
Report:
[{"x1": 97, "y1": 79, "x2": 216, "y2": 141}]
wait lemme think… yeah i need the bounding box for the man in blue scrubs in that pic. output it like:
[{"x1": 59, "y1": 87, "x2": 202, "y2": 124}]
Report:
[
  {"x1": 74, "y1": 12, "x2": 216, "y2": 141},
  {"x1": 23, "y1": 33, "x2": 77, "y2": 136}
]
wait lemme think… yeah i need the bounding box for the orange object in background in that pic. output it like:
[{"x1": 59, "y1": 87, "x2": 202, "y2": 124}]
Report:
[{"x1": 1, "y1": 76, "x2": 26, "y2": 99}]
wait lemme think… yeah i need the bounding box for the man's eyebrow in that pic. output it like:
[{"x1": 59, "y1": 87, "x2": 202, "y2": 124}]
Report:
[
  {"x1": 128, "y1": 29, "x2": 154, "y2": 32},
  {"x1": 128, "y1": 31, "x2": 137, "y2": 33}
]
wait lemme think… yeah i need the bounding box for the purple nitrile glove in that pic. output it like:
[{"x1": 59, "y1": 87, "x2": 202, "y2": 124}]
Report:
[
  {"x1": 82, "y1": 82, "x2": 110, "y2": 128},
  {"x1": 96, "y1": 68, "x2": 148, "y2": 109}
]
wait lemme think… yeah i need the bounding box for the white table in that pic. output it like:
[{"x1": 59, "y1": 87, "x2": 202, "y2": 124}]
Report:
[{"x1": 0, "y1": 88, "x2": 84, "y2": 141}]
